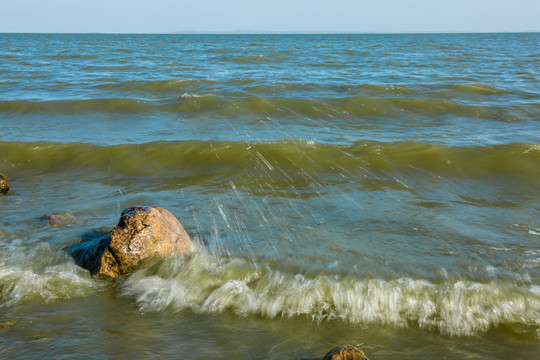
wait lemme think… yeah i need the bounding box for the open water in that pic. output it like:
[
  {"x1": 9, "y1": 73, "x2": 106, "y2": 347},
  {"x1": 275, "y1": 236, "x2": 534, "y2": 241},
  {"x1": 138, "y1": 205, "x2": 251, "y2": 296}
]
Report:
[{"x1": 0, "y1": 33, "x2": 539, "y2": 359}]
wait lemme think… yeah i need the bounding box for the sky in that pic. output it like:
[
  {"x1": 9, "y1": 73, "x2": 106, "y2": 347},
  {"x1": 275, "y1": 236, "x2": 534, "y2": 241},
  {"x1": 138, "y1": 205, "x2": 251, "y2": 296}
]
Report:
[{"x1": 1, "y1": 0, "x2": 539, "y2": 34}]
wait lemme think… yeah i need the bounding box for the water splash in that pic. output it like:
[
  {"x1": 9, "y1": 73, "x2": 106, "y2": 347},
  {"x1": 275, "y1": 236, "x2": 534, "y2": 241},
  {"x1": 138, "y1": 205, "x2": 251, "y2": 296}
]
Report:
[
  {"x1": 0, "y1": 242, "x2": 105, "y2": 307},
  {"x1": 120, "y1": 254, "x2": 540, "y2": 337}
]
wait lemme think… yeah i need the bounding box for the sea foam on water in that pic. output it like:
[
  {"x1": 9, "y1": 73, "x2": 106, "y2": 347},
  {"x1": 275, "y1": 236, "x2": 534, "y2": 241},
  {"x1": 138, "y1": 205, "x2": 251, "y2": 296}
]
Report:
[{"x1": 119, "y1": 253, "x2": 540, "y2": 337}]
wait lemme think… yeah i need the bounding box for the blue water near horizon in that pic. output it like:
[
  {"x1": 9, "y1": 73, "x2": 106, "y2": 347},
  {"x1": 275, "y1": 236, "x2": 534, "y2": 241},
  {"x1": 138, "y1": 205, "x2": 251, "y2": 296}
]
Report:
[{"x1": 1, "y1": 32, "x2": 539, "y2": 146}]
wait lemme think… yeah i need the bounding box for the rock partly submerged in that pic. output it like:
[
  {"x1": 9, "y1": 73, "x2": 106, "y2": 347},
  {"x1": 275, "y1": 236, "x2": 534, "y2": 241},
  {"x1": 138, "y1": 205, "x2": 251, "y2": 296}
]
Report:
[
  {"x1": 0, "y1": 174, "x2": 9, "y2": 194},
  {"x1": 42, "y1": 213, "x2": 87, "y2": 226},
  {"x1": 323, "y1": 346, "x2": 370, "y2": 360},
  {"x1": 70, "y1": 206, "x2": 196, "y2": 279},
  {"x1": 0, "y1": 320, "x2": 15, "y2": 329}
]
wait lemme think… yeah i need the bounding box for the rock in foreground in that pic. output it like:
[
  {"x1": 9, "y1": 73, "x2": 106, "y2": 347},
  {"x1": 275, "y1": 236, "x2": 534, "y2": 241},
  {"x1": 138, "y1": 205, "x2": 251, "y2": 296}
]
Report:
[
  {"x1": 0, "y1": 174, "x2": 9, "y2": 194},
  {"x1": 76, "y1": 206, "x2": 196, "y2": 279},
  {"x1": 323, "y1": 346, "x2": 369, "y2": 360}
]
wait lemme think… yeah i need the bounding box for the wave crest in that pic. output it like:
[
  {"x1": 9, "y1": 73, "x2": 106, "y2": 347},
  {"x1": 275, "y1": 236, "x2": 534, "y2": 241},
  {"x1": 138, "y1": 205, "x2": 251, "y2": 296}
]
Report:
[
  {"x1": 121, "y1": 254, "x2": 540, "y2": 336},
  {"x1": 2, "y1": 140, "x2": 539, "y2": 182}
]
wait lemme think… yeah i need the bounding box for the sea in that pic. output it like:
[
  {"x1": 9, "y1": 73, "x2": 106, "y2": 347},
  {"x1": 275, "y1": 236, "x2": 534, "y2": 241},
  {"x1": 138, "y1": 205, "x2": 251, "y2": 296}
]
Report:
[{"x1": 0, "y1": 33, "x2": 539, "y2": 359}]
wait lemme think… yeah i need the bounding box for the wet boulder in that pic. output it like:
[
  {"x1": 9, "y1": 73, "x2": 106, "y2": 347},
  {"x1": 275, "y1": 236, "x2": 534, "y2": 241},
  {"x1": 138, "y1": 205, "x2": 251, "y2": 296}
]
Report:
[
  {"x1": 0, "y1": 174, "x2": 9, "y2": 194},
  {"x1": 323, "y1": 346, "x2": 370, "y2": 360},
  {"x1": 73, "y1": 206, "x2": 196, "y2": 279}
]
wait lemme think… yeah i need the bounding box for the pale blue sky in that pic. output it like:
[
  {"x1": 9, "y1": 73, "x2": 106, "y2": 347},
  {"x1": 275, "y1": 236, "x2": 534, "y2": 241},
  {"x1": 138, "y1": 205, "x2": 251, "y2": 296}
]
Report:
[{"x1": 1, "y1": 0, "x2": 539, "y2": 33}]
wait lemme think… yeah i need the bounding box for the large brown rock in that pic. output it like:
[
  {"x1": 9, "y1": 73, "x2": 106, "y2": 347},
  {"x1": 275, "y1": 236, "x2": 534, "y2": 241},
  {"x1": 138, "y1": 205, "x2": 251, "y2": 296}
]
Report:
[
  {"x1": 0, "y1": 174, "x2": 9, "y2": 194},
  {"x1": 76, "y1": 206, "x2": 196, "y2": 279},
  {"x1": 323, "y1": 346, "x2": 369, "y2": 360}
]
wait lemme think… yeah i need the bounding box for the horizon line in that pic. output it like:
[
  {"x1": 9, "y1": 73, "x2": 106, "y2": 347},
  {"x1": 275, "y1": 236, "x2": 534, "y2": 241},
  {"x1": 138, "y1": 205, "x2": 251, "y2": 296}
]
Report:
[{"x1": 1, "y1": 30, "x2": 539, "y2": 35}]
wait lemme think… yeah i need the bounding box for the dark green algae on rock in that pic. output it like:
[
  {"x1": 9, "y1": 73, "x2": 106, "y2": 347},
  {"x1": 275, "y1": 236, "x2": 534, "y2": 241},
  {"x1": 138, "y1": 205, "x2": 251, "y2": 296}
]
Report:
[{"x1": 0, "y1": 174, "x2": 9, "y2": 194}]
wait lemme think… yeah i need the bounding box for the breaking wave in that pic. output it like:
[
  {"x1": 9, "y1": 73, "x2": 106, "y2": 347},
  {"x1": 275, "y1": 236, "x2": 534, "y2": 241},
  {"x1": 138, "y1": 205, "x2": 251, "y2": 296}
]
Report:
[
  {"x1": 0, "y1": 241, "x2": 106, "y2": 307},
  {"x1": 120, "y1": 254, "x2": 540, "y2": 337}
]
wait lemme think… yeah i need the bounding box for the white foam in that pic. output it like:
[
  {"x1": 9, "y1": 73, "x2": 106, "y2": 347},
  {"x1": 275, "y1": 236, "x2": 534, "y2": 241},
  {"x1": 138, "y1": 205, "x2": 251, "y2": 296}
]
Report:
[
  {"x1": 120, "y1": 254, "x2": 540, "y2": 336},
  {"x1": 0, "y1": 243, "x2": 105, "y2": 307},
  {"x1": 181, "y1": 93, "x2": 206, "y2": 99}
]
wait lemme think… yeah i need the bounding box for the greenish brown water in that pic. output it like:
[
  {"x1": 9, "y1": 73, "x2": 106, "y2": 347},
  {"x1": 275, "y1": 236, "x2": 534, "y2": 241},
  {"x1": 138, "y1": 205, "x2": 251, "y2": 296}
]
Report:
[{"x1": 1, "y1": 33, "x2": 540, "y2": 359}]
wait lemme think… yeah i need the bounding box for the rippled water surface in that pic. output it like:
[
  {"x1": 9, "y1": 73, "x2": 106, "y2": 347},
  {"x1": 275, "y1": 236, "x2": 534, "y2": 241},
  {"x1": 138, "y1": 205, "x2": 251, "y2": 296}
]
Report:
[{"x1": 1, "y1": 33, "x2": 540, "y2": 359}]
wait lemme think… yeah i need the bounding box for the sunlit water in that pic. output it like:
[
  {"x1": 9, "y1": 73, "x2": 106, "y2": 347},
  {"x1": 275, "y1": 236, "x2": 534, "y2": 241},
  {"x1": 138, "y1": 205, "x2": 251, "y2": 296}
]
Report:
[{"x1": 1, "y1": 33, "x2": 539, "y2": 359}]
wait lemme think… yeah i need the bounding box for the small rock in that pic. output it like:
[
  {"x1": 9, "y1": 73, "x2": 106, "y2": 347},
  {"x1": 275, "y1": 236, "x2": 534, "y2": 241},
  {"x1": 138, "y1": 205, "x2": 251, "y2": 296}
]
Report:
[
  {"x1": 42, "y1": 213, "x2": 86, "y2": 226},
  {"x1": 73, "y1": 205, "x2": 197, "y2": 279},
  {"x1": 0, "y1": 174, "x2": 9, "y2": 194},
  {"x1": 0, "y1": 320, "x2": 15, "y2": 329},
  {"x1": 323, "y1": 346, "x2": 369, "y2": 360}
]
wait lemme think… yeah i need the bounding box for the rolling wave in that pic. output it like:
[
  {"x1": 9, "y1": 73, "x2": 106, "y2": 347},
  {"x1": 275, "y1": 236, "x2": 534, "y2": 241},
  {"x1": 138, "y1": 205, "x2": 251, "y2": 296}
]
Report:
[
  {"x1": 120, "y1": 254, "x2": 540, "y2": 337},
  {"x1": 0, "y1": 94, "x2": 533, "y2": 121},
  {"x1": 0, "y1": 241, "x2": 105, "y2": 307},
  {"x1": 1, "y1": 245, "x2": 538, "y2": 337},
  {"x1": 2, "y1": 140, "x2": 539, "y2": 181}
]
